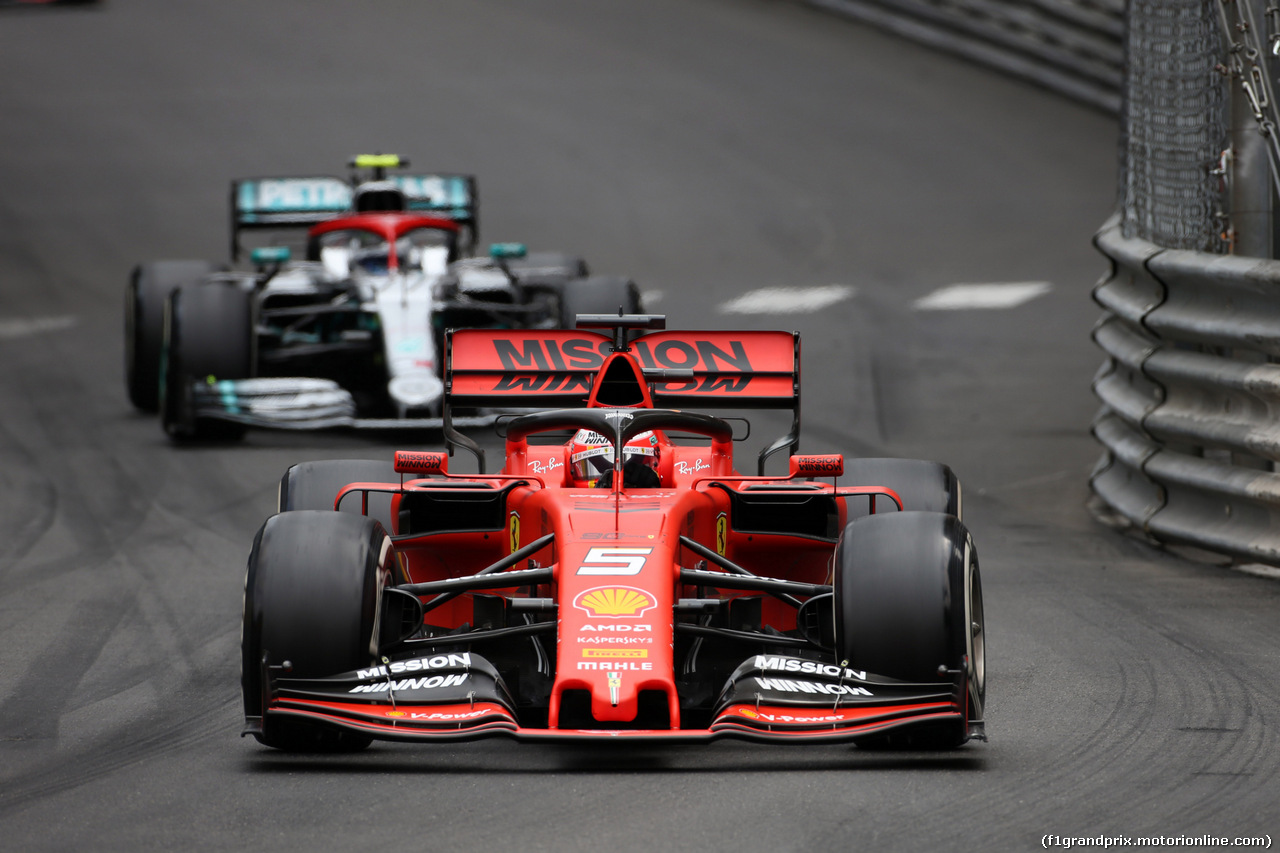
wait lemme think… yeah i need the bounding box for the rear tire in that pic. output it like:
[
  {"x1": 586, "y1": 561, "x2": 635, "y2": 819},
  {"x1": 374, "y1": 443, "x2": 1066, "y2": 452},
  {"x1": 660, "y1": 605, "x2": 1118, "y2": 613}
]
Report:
[
  {"x1": 834, "y1": 511, "x2": 984, "y2": 749},
  {"x1": 125, "y1": 261, "x2": 219, "y2": 412},
  {"x1": 161, "y1": 280, "x2": 253, "y2": 441},
  {"x1": 279, "y1": 459, "x2": 401, "y2": 533},
  {"x1": 242, "y1": 511, "x2": 396, "y2": 752},
  {"x1": 559, "y1": 275, "x2": 642, "y2": 327}
]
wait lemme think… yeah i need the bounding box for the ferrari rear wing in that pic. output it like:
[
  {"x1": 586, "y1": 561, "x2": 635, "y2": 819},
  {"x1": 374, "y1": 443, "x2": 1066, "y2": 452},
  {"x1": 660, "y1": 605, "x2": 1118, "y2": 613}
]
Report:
[
  {"x1": 230, "y1": 172, "x2": 478, "y2": 259},
  {"x1": 443, "y1": 316, "x2": 801, "y2": 474}
]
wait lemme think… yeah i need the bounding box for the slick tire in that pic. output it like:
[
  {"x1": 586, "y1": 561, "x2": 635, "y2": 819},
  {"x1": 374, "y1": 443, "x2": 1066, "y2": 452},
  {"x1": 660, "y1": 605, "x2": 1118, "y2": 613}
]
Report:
[
  {"x1": 843, "y1": 458, "x2": 961, "y2": 521},
  {"x1": 279, "y1": 459, "x2": 401, "y2": 534},
  {"x1": 125, "y1": 260, "x2": 220, "y2": 412},
  {"x1": 242, "y1": 511, "x2": 396, "y2": 752},
  {"x1": 834, "y1": 511, "x2": 984, "y2": 749},
  {"x1": 558, "y1": 275, "x2": 642, "y2": 328},
  {"x1": 160, "y1": 280, "x2": 253, "y2": 442}
]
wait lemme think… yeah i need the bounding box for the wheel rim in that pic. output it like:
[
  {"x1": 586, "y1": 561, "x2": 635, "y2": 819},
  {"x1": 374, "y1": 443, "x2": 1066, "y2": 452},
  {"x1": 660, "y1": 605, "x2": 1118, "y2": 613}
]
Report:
[{"x1": 965, "y1": 541, "x2": 985, "y2": 703}]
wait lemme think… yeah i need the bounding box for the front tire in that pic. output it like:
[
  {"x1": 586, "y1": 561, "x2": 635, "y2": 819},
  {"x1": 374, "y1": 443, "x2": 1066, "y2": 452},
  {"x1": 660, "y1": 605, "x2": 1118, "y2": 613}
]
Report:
[
  {"x1": 125, "y1": 260, "x2": 219, "y2": 412},
  {"x1": 242, "y1": 511, "x2": 397, "y2": 752},
  {"x1": 161, "y1": 280, "x2": 253, "y2": 441},
  {"x1": 834, "y1": 511, "x2": 984, "y2": 748}
]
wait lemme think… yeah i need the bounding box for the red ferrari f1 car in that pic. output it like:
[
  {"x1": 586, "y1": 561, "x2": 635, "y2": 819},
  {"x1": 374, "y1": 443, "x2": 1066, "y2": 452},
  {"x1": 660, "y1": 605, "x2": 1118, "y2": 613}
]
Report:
[{"x1": 241, "y1": 314, "x2": 985, "y2": 750}]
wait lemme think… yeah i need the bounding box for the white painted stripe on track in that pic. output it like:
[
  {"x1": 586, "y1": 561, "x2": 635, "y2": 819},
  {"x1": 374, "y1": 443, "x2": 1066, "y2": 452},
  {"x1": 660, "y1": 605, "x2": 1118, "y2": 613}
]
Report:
[
  {"x1": 913, "y1": 282, "x2": 1051, "y2": 310},
  {"x1": 719, "y1": 284, "x2": 855, "y2": 314},
  {"x1": 0, "y1": 316, "x2": 78, "y2": 339},
  {"x1": 641, "y1": 290, "x2": 663, "y2": 306},
  {"x1": 1235, "y1": 563, "x2": 1280, "y2": 581}
]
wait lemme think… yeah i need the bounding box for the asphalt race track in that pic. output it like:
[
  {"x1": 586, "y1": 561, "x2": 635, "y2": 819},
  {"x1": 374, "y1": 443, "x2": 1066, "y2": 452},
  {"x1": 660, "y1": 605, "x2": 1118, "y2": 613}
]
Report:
[{"x1": 1, "y1": 2, "x2": 1277, "y2": 850}]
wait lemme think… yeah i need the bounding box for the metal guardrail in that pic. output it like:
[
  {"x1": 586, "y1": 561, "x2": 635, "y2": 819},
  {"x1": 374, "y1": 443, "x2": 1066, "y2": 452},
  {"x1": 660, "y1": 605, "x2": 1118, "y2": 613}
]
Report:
[
  {"x1": 1092, "y1": 216, "x2": 1280, "y2": 566},
  {"x1": 805, "y1": 1, "x2": 1280, "y2": 566},
  {"x1": 799, "y1": 0, "x2": 1124, "y2": 112}
]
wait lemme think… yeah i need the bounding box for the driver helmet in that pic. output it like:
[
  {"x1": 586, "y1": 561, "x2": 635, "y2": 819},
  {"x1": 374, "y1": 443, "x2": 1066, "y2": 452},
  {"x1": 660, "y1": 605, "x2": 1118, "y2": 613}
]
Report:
[
  {"x1": 568, "y1": 429, "x2": 662, "y2": 488},
  {"x1": 351, "y1": 244, "x2": 392, "y2": 274},
  {"x1": 352, "y1": 181, "x2": 408, "y2": 213}
]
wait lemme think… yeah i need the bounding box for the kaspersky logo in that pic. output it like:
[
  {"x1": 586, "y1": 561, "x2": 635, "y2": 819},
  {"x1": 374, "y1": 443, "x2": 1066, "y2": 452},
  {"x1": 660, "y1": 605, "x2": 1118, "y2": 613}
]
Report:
[{"x1": 573, "y1": 586, "x2": 657, "y2": 618}]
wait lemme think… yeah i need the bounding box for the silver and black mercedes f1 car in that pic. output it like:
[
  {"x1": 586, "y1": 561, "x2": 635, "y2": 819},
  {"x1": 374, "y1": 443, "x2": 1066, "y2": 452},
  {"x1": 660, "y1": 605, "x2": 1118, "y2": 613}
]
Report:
[{"x1": 125, "y1": 155, "x2": 641, "y2": 440}]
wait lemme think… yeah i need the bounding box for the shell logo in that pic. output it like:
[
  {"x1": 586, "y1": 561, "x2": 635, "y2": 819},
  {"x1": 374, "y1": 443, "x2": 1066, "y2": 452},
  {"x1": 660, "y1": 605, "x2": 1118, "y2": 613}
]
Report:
[
  {"x1": 740, "y1": 708, "x2": 759, "y2": 719},
  {"x1": 573, "y1": 586, "x2": 657, "y2": 618}
]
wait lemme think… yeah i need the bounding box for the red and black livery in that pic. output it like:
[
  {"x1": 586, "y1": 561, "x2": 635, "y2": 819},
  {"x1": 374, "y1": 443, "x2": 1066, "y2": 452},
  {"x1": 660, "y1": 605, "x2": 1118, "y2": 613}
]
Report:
[{"x1": 241, "y1": 314, "x2": 985, "y2": 751}]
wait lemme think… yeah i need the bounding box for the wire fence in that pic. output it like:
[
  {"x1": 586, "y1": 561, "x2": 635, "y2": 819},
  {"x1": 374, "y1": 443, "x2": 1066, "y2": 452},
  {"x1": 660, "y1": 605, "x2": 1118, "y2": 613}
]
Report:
[{"x1": 1119, "y1": 1, "x2": 1227, "y2": 253}]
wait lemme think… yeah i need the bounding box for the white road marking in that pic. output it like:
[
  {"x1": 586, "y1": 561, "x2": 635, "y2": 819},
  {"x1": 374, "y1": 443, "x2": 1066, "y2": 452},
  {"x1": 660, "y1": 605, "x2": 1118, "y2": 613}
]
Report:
[
  {"x1": 719, "y1": 284, "x2": 855, "y2": 314},
  {"x1": 641, "y1": 290, "x2": 663, "y2": 307},
  {"x1": 0, "y1": 315, "x2": 78, "y2": 340},
  {"x1": 1235, "y1": 563, "x2": 1280, "y2": 581},
  {"x1": 913, "y1": 282, "x2": 1052, "y2": 310}
]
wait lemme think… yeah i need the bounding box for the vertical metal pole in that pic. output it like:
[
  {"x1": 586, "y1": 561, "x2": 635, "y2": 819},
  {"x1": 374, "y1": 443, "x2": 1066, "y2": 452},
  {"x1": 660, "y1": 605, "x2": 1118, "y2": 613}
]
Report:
[
  {"x1": 1231, "y1": 0, "x2": 1275, "y2": 258},
  {"x1": 1269, "y1": 0, "x2": 1280, "y2": 259}
]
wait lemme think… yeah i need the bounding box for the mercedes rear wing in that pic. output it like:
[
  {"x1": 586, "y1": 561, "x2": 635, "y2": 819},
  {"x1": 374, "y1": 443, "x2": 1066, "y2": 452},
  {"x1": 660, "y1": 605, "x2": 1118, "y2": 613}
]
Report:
[
  {"x1": 230, "y1": 171, "x2": 478, "y2": 259},
  {"x1": 443, "y1": 316, "x2": 801, "y2": 474}
]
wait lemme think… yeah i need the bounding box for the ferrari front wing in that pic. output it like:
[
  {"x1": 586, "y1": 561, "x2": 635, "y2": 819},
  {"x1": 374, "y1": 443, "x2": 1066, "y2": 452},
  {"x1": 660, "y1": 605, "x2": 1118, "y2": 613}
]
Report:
[{"x1": 248, "y1": 652, "x2": 979, "y2": 745}]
